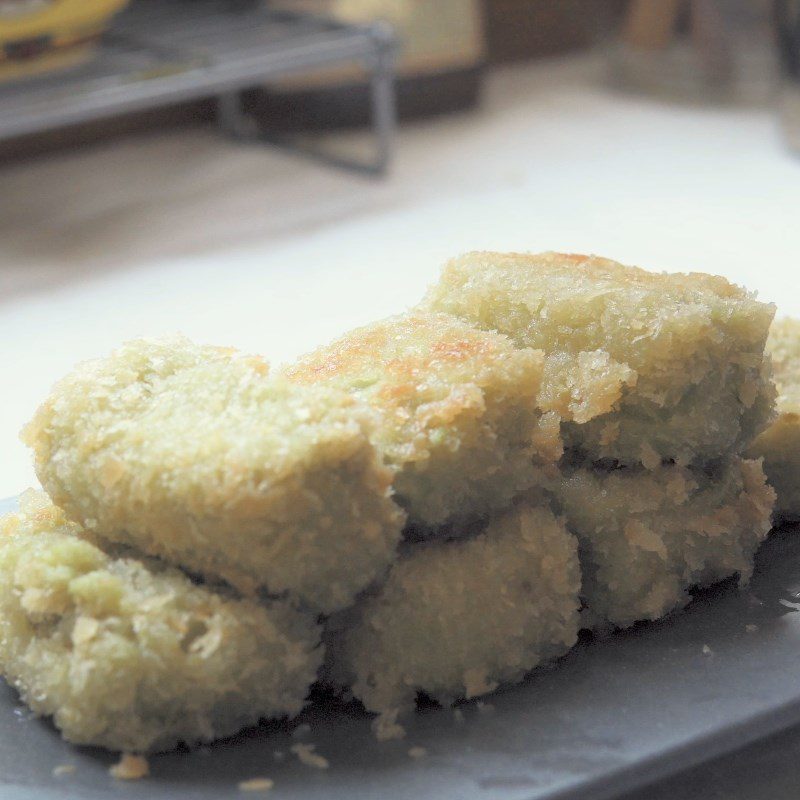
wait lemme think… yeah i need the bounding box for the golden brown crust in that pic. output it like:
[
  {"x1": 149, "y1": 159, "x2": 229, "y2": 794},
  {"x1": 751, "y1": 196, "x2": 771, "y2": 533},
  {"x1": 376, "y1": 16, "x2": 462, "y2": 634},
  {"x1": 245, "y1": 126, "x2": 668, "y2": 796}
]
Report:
[
  {"x1": 286, "y1": 312, "x2": 557, "y2": 527},
  {"x1": 288, "y1": 313, "x2": 511, "y2": 385}
]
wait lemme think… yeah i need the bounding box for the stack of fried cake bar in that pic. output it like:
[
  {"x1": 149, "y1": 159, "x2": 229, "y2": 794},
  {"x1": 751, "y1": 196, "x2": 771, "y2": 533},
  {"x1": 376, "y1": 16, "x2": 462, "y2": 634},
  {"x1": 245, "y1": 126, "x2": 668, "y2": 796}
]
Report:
[
  {"x1": 290, "y1": 252, "x2": 777, "y2": 722},
  {"x1": 0, "y1": 252, "x2": 780, "y2": 752},
  {"x1": 422, "y1": 252, "x2": 776, "y2": 630},
  {"x1": 5, "y1": 340, "x2": 406, "y2": 752}
]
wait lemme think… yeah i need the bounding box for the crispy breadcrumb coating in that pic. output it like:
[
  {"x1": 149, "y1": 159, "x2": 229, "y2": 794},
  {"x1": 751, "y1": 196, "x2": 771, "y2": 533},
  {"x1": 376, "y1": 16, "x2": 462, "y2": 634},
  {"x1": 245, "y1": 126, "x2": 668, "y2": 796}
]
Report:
[
  {"x1": 327, "y1": 504, "x2": 580, "y2": 716},
  {"x1": 422, "y1": 251, "x2": 776, "y2": 466},
  {"x1": 747, "y1": 318, "x2": 800, "y2": 521},
  {"x1": 0, "y1": 491, "x2": 322, "y2": 753},
  {"x1": 22, "y1": 337, "x2": 404, "y2": 613},
  {"x1": 551, "y1": 459, "x2": 775, "y2": 629},
  {"x1": 285, "y1": 312, "x2": 561, "y2": 527}
]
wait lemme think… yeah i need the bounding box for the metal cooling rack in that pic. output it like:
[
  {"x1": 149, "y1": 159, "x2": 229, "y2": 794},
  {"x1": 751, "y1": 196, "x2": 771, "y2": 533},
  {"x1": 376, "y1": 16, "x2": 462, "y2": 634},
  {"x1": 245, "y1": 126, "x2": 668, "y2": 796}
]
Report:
[{"x1": 0, "y1": 0, "x2": 396, "y2": 172}]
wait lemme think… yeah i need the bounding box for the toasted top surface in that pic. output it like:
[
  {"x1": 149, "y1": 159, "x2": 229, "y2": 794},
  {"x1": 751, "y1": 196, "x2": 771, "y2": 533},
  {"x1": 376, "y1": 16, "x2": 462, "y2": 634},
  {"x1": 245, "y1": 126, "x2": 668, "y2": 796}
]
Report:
[
  {"x1": 286, "y1": 311, "x2": 544, "y2": 396},
  {"x1": 24, "y1": 337, "x2": 380, "y2": 514},
  {"x1": 284, "y1": 311, "x2": 545, "y2": 449},
  {"x1": 768, "y1": 318, "x2": 800, "y2": 411},
  {"x1": 423, "y1": 251, "x2": 775, "y2": 374}
]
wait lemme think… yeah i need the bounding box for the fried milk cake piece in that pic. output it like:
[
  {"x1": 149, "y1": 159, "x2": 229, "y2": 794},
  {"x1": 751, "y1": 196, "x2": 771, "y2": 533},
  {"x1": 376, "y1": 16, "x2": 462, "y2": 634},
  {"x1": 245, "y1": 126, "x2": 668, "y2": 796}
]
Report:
[
  {"x1": 326, "y1": 503, "x2": 580, "y2": 721},
  {"x1": 23, "y1": 337, "x2": 404, "y2": 614},
  {"x1": 551, "y1": 458, "x2": 775, "y2": 629},
  {"x1": 747, "y1": 318, "x2": 800, "y2": 521},
  {"x1": 422, "y1": 251, "x2": 776, "y2": 467},
  {"x1": 0, "y1": 491, "x2": 322, "y2": 753},
  {"x1": 284, "y1": 312, "x2": 561, "y2": 528}
]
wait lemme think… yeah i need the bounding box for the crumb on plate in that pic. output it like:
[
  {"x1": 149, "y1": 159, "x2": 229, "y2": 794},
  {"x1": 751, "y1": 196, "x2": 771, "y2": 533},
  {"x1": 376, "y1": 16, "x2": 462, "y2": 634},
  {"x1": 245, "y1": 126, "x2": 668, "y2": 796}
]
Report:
[
  {"x1": 109, "y1": 753, "x2": 149, "y2": 781},
  {"x1": 238, "y1": 778, "x2": 274, "y2": 792},
  {"x1": 290, "y1": 743, "x2": 329, "y2": 770}
]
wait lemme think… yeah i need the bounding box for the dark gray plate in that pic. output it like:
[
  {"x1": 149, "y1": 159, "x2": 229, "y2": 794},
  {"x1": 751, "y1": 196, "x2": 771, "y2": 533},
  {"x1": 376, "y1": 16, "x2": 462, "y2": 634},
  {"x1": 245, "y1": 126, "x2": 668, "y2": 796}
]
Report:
[{"x1": 1, "y1": 494, "x2": 799, "y2": 800}]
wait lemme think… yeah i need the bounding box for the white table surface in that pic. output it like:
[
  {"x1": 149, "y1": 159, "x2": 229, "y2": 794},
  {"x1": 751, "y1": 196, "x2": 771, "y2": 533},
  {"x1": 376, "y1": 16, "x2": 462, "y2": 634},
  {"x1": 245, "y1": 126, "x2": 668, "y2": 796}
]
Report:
[{"x1": 1, "y1": 55, "x2": 799, "y2": 498}]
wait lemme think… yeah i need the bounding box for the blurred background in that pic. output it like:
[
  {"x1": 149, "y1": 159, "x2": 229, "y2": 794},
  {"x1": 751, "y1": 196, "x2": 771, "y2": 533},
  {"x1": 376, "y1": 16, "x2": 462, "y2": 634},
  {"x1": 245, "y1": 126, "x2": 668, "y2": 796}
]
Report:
[{"x1": 1, "y1": 0, "x2": 800, "y2": 498}]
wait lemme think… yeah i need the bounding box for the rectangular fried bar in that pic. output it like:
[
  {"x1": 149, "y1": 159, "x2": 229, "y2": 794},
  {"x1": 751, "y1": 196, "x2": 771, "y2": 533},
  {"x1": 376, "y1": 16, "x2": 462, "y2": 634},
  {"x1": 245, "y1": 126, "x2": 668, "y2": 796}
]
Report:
[
  {"x1": 22, "y1": 337, "x2": 404, "y2": 614},
  {"x1": 422, "y1": 251, "x2": 776, "y2": 467},
  {"x1": 284, "y1": 311, "x2": 561, "y2": 528},
  {"x1": 326, "y1": 503, "x2": 580, "y2": 722},
  {"x1": 551, "y1": 458, "x2": 775, "y2": 629},
  {"x1": 747, "y1": 318, "x2": 800, "y2": 521},
  {"x1": 0, "y1": 491, "x2": 322, "y2": 753}
]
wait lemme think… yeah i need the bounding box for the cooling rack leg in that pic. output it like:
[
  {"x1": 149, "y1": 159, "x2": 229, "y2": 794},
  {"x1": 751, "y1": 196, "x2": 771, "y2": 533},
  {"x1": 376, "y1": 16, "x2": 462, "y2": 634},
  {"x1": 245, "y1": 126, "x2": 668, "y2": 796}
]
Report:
[
  {"x1": 367, "y1": 32, "x2": 397, "y2": 175},
  {"x1": 214, "y1": 27, "x2": 396, "y2": 176},
  {"x1": 216, "y1": 91, "x2": 256, "y2": 139}
]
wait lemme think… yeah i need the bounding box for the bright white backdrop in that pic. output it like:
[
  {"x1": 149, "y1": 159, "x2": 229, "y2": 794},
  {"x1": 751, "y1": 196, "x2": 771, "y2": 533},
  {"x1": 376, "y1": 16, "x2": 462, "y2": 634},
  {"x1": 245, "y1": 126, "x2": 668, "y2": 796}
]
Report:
[{"x1": 2, "y1": 57, "x2": 799, "y2": 497}]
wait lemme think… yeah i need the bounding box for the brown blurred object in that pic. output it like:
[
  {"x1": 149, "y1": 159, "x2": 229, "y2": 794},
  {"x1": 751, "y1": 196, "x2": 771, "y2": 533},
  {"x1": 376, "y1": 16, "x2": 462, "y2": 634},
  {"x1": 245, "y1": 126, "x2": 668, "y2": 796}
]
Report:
[
  {"x1": 269, "y1": 0, "x2": 485, "y2": 83},
  {"x1": 621, "y1": 0, "x2": 682, "y2": 50},
  {"x1": 257, "y1": 0, "x2": 616, "y2": 128},
  {"x1": 606, "y1": 0, "x2": 776, "y2": 102},
  {"x1": 256, "y1": 0, "x2": 485, "y2": 127},
  {"x1": 484, "y1": 0, "x2": 597, "y2": 63},
  {"x1": 621, "y1": 0, "x2": 732, "y2": 74}
]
